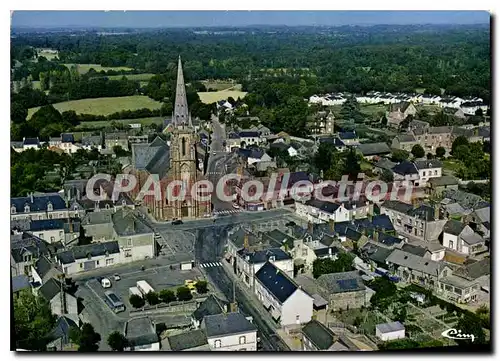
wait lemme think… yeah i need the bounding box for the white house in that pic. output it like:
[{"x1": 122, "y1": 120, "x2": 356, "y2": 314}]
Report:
[
  {"x1": 238, "y1": 131, "x2": 262, "y2": 147},
  {"x1": 235, "y1": 247, "x2": 294, "y2": 288},
  {"x1": 442, "y1": 220, "x2": 486, "y2": 256},
  {"x1": 36, "y1": 278, "x2": 79, "y2": 324},
  {"x1": 124, "y1": 317, "x2": 160, "y2": 351},
  {"x1": 375, "y1": 321, "x2": 405, "y2": 341},
  {"x1": 55, "y1": 241, "x2": 122, "y2": 275},
  {"x1": 11, "y1": 193, "x2": 72, "y2": 221},
  {"x1": 22, "y1": 137, "x2": 41, "y2": 151},
  {"x1": 202, "y1": 312, "x2": 258, "y2": 351},
  {"x1": 254, "y1": 261, "x2": 314, "y2": 326},
  {"x1": 296, "y1": 199, "x2": 361, "y2": 224},
  {"x1": 414, "y1": 160, "x2": 443, "y2": 187}
]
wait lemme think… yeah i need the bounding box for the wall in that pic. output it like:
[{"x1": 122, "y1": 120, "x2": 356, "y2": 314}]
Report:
[
  {"x1": 50, "y1": 292, "x2": 78, "y2": 318},
  {"x1": 11, "y1": 210, "x2": 70, "y2": 221},
  {"x1": 118, "y1": 233, "x2": 155, "y2": 261},
  {"x1": 208, "y1": 331, "x2": 257, "y2": 351},
  {"x1": 376, "y1": 329, "x2": 405, "y2": 341},
  {"x1": 33, "y1": 228, "x2": 64, "y2": 244},
  {"x1": 281, "y1": 289, "x2": 313, "y2": 326},
  {"x1": 62, "y1": 252, "x2": 121, "y2": 275},
  {"x1": 442, "y1": 232, "x2": 458, "y2": 251},
  {"x1": 125, "y1": 342, "x2": 160, "y2": 351},
  {"x1": 329, "y1": 290, "x2": 366, "y2": 311}
]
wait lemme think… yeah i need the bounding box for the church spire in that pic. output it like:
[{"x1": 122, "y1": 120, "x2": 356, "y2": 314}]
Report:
[{"x1": 173, "y1": 56, "x2": 191, "y2": 127}]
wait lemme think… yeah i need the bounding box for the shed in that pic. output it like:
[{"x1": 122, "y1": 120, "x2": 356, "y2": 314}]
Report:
[{"x1": 375, "y1": 321, "x2": 405, "y2": 341}]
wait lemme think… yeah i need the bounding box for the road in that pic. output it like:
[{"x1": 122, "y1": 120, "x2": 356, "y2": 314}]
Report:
[{"x1": 193, "y1": 224, "x2": 290, "y2": 351}]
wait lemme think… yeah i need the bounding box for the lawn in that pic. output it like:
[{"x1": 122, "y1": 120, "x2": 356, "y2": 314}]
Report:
[
  {"x1": 442, "y1": 159, "x2": 462, "y2": 173},
  {"x1": 75, "y1": 117, "x2": 164, "y2": 130},
  {"x1": 360, "y1": 104, "x2": 386, "y2": 116},
  {"x1": 63, "y1": 63, "x2": 134, "y2": 74},
  {"x1": 201, "y1": 80, "x2": 239, "y2": 91},
  {"x1": 37, "y1": 49, "x2": 59, "y2": 60},
  {"x1": 28, "y1": 95, "x2": 162, "y2": 118},
  {"x1": 197, "y1": 90, "x2": 247, "y2": 104}
]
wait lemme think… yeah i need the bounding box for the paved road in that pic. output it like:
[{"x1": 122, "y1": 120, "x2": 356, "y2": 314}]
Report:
[{"x1": 210, "y1": 114, "x2": 226, "y2": 153}]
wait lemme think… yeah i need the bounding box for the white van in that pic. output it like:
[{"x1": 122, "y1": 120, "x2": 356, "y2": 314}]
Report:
[{"x1": 101, "y1": 278, "x2": 112, "y2": 288}]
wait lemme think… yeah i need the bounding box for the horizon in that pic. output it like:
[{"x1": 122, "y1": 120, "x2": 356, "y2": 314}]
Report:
[{"x1": 11, "y1": 10, "x2": 490, "y2": 29}]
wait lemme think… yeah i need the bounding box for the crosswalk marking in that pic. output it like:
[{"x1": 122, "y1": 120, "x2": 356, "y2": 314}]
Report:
[
  {"x1": 199, "y1": 262, "x2": 222, "y2": 269},
  {"x1": 213, "y1": 209, "x2": 242, "y2": 215}
]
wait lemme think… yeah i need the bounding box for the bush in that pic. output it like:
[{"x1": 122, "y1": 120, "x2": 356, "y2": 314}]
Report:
[
  {"x1": 176, "y1": 286, "x2": 193, "y2": 301},
  {"x1": 145, "y1": 291, "x2": 160, "y2": 305},
  {"x1": 129, "y1": 294, "x2": 145, "y2": 308},
  {"x1": 194, "y1": 281, "x2": 208, "y2": 294}
]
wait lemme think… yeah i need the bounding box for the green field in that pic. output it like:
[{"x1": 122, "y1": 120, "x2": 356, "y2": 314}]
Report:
[
  {"x1": 75, "y1": 117, "x2": 163, "y2": 130},
  {"x1": 198, "y1": 89, "x2": 247, "y2": 104},
  {"x1": 63, "y1": 63, "x2": 134, "y2": 74},
  {"x1": 104, "y1": 73, "x2": 155, "y2": 82},
  {"x1": 201, "y1": 80, "x2": 240, "y2": 91},
  {"x1": 28, "y1": 95, "x2": 162, "y2": 118},
  {"x1": 37, "y1": 49, "x2": 59, "y2": 60}
]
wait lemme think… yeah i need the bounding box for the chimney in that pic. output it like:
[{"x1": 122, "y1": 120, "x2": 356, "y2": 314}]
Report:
[
  {"x1": 77, "y1": 188, "x2": 81, "y2": 200},
  {"x1": 434, "y1": 203, "x2": 440, "y2": 220},
  {"x1": 30, "y1": 193, "x2": 34, "y2": 203},
  {"x1": 374, "y1": 230, "x2": 379, "y2": 243},
  {"x1": 244, "y1": 233, "x2": 249, "y2": 250},
  {"x1": 328, "y1": 247, "x2": 332, "y2": 255},
  {"x1": 329, "y1": 219, "x2": 335, "y2": 233},
  {"x1": 308, "y1": 221, "x2": 313, "y2": 233}
]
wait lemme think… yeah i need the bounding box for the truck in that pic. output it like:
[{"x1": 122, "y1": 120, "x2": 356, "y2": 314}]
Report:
[
  {"x1": 129, "y1": 286, "x2": 142, "y2": 298},
  {"x1": 136, "y1": 280, "x2": 155, "y2": 296}
]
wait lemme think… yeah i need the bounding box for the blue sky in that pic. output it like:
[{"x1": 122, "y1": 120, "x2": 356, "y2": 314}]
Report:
[{"x1": 11, "y1": 11, "x2": 490, "y2": 28}]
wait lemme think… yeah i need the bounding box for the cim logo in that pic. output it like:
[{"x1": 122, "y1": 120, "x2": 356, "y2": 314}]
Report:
[{"x1": 441, "y1": 328, "x2": 475, "y2": 343}]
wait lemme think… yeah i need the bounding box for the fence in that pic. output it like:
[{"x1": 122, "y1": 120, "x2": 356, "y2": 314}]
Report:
[{"x1": 129, "y1": 296, "x2": 207, "y2": 315}]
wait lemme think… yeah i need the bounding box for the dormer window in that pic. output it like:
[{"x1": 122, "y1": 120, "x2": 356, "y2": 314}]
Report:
[
  {"x1": 47, "y1": 202, "x2": 53, "y2": 212},
  {"x1": 105, "y1": 204, "x2": 110, "y2": 209},
  {"x1": 122, "y1": 199, "x2": 127, "y2": 206},
  {"x1": 24, "y1": 205, "x2": 30, "y2": 213},
  {"x1": 11, "y1": 205, "x2": 16, "y2": 214}
]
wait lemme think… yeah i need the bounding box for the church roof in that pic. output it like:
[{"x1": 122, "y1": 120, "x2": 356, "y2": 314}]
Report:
[{"x1": 173, "y1": 56, "x2": 192, "y2": 127}]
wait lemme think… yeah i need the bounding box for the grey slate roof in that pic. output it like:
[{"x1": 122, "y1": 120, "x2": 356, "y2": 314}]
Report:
[
  {"x1": 49, "y1": 316, "x2": 78, "y2": 344},
  {"x1": 11, "y1": 232, "x2": 50, "y2": 263},
  {"x1": 29, "y1": 219, "x2": 65, "y2": 232},
  {"x1": 428, "y1": 176, "x2": 459, "y2": 187},
  {"x1": 34, "y1": 256, "x2": 60, "y2": 279},
  {"x1": 167, "y1": 329, "x2": 208, "y2": 351},
  {"x1": 414, "y1": 160, "x2": 443, "y2": 170},
  {"x1": 428, "y1": 126, "x2": 452, "y2": 134},
  {"x1": 361, "y1": 242, "x2": 393, "y2": 264},
  {"x1": 461, "y1": 232, "x2": 484, "y2": 245},
  {"x1": 38, "y1": 277, "x2": 62, "y2": 301},
  {"x1": 305, "y1": 199, "x2": 340, "y2": 214},
  {"x1": 401, "y1": 244, "x2": 428, "y2": 257},
  {"x1": 112, "y1": 209, "x2": 152, "y2": 236},
  {"x1": 61, "y1": 133, "x2": 74, "y2": 143},
  {"x1": 392, "y1": 161, "x2": 418, "y2": 176},
  {"x1": 131, "y1": 136, "x2": 170, "y2": 178},
  {"x1": 12, "y1": 274, "x2": 30, "y2": 293},
  {"x1": 11, "y1": 193, "x2": 67, "y2": 213},
  {"x1": 443, "y1": 220, "x2": 467, "y2": 236},
  {"x1": 125, "y1": 316, "x2": 159, "y2": 347},
  {"x1": 56, "y1": 241, "x2": 120, "y2": 264},
  {"x1": 317, "y1": 271, "x2": 365, "y2": 294},
  {"x1": 302, "y1": 320, "x2": 337, "y2": 350},
  {"x1": 408, "y1": 204, "x2": 436, "y2": 221},
  {"x1": 453, "y1": 258, "x2": 490, "y2": 280},
  {"x1": 397, "y1": 134, "x2": 417, "y2": 143},
  {"x1": 255, "y1": 262, "x2": 299, "y2": 303},
  {"x1": 357, "y1": 142, "x2": 391, "y2": 156},
  {"x1": 376, "y1": 321, "x2": 405, "y2": 334},
  {"x1": 192, "y1": 294, "x2": 228, "y2": 322},
  {"x1": 237, "y1": 247, "x2": 291, "y2": 264},
  {"x1": 374, "y1": 158, "x2": 397, "y2": 171},
  {"x1": 386, "y1": 249, "x2": 442, "y2": 276},
  {"x1": 381, "y1": 200, "x2": 413, "y2": 214},
  {"x1": 81, "y1": 135, "x2": 102, "y2": 147},
  {"x1": 203, "y1": 312, "x2": 257, "y2": 338}
]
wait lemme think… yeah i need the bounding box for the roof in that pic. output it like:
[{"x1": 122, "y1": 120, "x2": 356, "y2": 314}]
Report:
[
  {"x1": 453, "y1": 258, "x2": 490, "y2": 280},
  {"x1": 381, "y1": 200, "x2": 413, "y2": 214},
  {"x1": 377, "y1": 233, "x2": 402, "y2": 246},
  {"x1": 61, "y1": 133, "x2": 75, "y2": 143},
  {"x1": 361, "y1": 242, "x2": 393, "y2": 264},
  {"x1": 203, "y1": 312, "x2": 257, "y2": 338},
  {"x1": 11, "y1": 193, "x2": 67, "y2": 213},
  {"x1": 392, "y1": 161, "x2": 418, "y2": 176},
  {"x1": 317, "y1": 271, "x2": 365, "y2": 294},
  {"x1": 376, "y1": 321, "x2": 405, "y2": 334},
  {"x1": 131, "y1": 136, "x2": 170, "y2": 178},
  {"x1": 11, "y1": 232, "x2": 50, "y2": 263},
  {"x1": 305, "y1": 199, "x2": 341, "y2": 214},
  {"x1": 237, "y1": 247, "x2": 292, "y2": 264},
  {"x1": 473, "y1": 207, "x2": 490, "y2": 223},
  {"x1": 401, "y1": 244, "x2": 428, "y2": 257},
  {"x1": 428, "y1": 176, "x2": 459, "y2": 187},
  {"x1": 112, "y1": 209, "x2": 152, "y2": 236},
  {"x1": 38, "y1": 277, "x2": 62, "y2": 301},
  {"x1": 81, "y1": 135, "x2": 102, "y2": 146},
  {"x1": 302, "y1": 320, "x2": 337, "y2": 350},
  {"x1": 388, "y1": 102, "x2": 411, "y2": 113},
  {"x1": 125, "y1": 316, "x2": 159, "y2": 347},
  {"x1": 386, "y1": 249, "x2": 442, "y2": 276},
  {"x1": 408, "y1": 204, "x2": 436, "y2": 221},
  {"x1": 318, "y1": 137, "x2": 345, "y2": 147},
  {"x1": 414, "y1": 160, "x2": 443, "y2": 170},
  {"x1": 397, "y1": 134, "x2": 417, "y2": 143},
  {"x1": 239, "y1": 131, "x2": 260, "y2": 138},
  {"x1": 56, "y1": 241, "x2": 120, "y2": 264},
  {"x1": 255, "y1": 261, "x2": 299, "y2": 303},
  {"x1": 374, "y1": 158, "x2": 397, "y2": 170},
  {"x1": 33, "y1": 256, "x2": 60, "y2": 279},
  {"x1": 460, "y1": 232, "x2": 484, "y2": 246},
  {"x1": 12, "y1": 274, "x2": 30, "y2": 293},
  {"x1": 167, "y1": 329, "x2": 208, "y2": 351},
  {"x1": 192, "y1": 294, "x2": 228, "y2": 322},
  {"x1": 357, "y1": 142, "x2": 391, "y2": 156},
  {"x1": 339, "y1": 131, "x2": 357, "y2": 140},
  {"x1": 443, "y1": 220, "x2": 467, "y2": 236},
  {"x1": 23, "y1": 137, "x2": 40, "y2": 146},
  {"x1": 428, "y1": 126, "x2": 452, "y2": 135},
  {"x1": 314, "y1": 246, "x2": 339, "y2": 258},
  {"x1": 49, "y1": 316, "x2": 78, "y2": 343},
  {"x1": 29, "y1": 219, "x2": 65, "y2": 232}
]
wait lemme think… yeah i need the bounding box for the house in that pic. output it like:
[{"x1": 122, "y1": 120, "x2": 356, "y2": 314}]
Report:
[
  {"x1": 291, "y1": 236, "x2": 339, "y2": 273},
  {"x1": 441, "y1": 220, "x2": 486, "y2": 256},
  {"x1": 12, "y1": 274, "x2": 31, "y2": 295},
  {"x1": 356, "y1": 142, "x2": 391, "y2": 161},
  {"x1": 80, "y1": 134, "x2": 103, "y2": 151},
  {"x1": 23, "y1": 137, "x2": 41, "y2": 151},
  {"x1": 391, "y1": 161, "x2": 420, "y2": 185},
  {"x1": 46, "y1": 316, "x2": 79, "y2": 351},
  {"x1": 202, "y1": 312, "x2": 258, "y2": 351},
  {"x1": 112, "y1": 209, "x2": 156, "y2": 261},
  {"x1": 302, "y1": 320, "x2": 339, "y2": 351},
  {"x1": 104, "y1": 132, "x2": 129, "y2": 151},
  {"x1": 11, "y1": 232, "x2": 50, "y2": 277},
  {"x1": 59, "y1": 133, "x2": 81, "y2": 154},
  {"x1": 460, "y1": 101, "x2": 489, "y2": 116},
  {"x1": 31, "y1": 256, "x2": 64, "y2": 286},
  {"x1": 269, "y1": 142, "x2": 298, "y2": 157},
  {"x1": 238, "y1": 131, "x2": 262, "y2": 147},
  {"x1": 318, "y1": 137, "x2": 347, "y2": 152},
  {"x1": 391, "y1": 134, "x2": 418, "y2": 153},
  {"x1": 308, "y1": 111, "x2": 335, "y2": 135},
  {"x1": 11, "y1": 193, "x2": 70, "y2": 221},
  {"x1": 338, "y1": 131, "x2": 359, "y2": 146},
  {"x1": 408, "y1": 119, "x2": 430, "y2": 132},
  {"x1": 166, "y1": 329, "x2": 209, "y2": 351},
  {"x1": 414, "y1": 160, "x2": 443, "y2": 187},
  {"x1": 376, "y1": 322, "x2": 405, "y2": 341},
  {"x1": 254, "y1": 262, "x2": 314, "y2": 326},
  {"x1": 235, "y1": 247, "x2": 294, "y2": 288},
  {"x1": 316, "y1": 271, "x2": 367, "y2": 311},
  {"x1": 373, "y1": 158, "x2": 397, "y2": 175},
  {"x1": 426, "y1": 176, "x2": 459, "y2": 197},
  {"x1": 28, "y1": 218, "x2": 80, "y2": 246},
  {"x1": 128, "y1": 134, "x2": 149, "y2": 144},
  {"x1": 191, "y1": 294, "x2": 229, "y2": 329},
  {"x1": 401, "y1": 242, "x2": 445, "y2": 262},
  {"x1": 380, "y1": 201, "x2": 446, "y2": 241},
  {"x1": 386, "y1": 102, "x2": 417, "y2": 128},
  {"x1": 296, "y1": 199, "x2": 372, "y2": 224},
  {"x1": 124, "y1": 316, "x2": 160, "y2": 351},
  {"x1": 359, "y1": 242, "x2": 394, "y2": 268},
  {"x1": 443, "y1": 107, "x2": 466, "y2": 120},
  {"x1": 36, "y1": 278, "x2": 79, "y2": 322},
  {"x1": 55, "y1": 241, "x2": 121, "y2": 275}
]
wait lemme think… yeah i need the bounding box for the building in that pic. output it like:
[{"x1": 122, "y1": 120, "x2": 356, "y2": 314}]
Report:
[
  {"x1": 11, "y1": 232, "x2": 50, "y2": 277},
  {"x1": 27, "y1": 218, "x2": 80, "y2": 246},
  {"x1": 414, "y1": 160, "x2": 443, "y2": 187},
  {"x1": 202, "y1": 312, "x2": 258, "y2": 351},
  {"x1": 124, "y1": 316, "x2": 160, "y2": 351},
  {"x1": 386, "y1": 102, "x2": 417, "y2": 128},
  {"x1": 441, "y1": 220, "x2": 486, "y2": 256},
  {"x1": 104, "y1": 132, "x2": 129, "y2": 151},
  {"x1": 23, "y1": 137, "x2": 41, "y2": 151},
  {"x1": 235, "y1": 247, "x2": 293, "y2": 288},
  {"x1": 80, "y1": 134, "x2": 103, "y2": 151},
  {"x1": 36, "y1": 278, "x2": 79, "y2": 322},
  {"x1": 426, "y1": 176, "x2": 459, "y2": 197},
  {"x1": 301, "y1": 320, "x2": 338, "y2": 351},
  {"x1": 375, "y1": 322, "x2": 405, "y2": 341},
  {"x1": 316, "y1": 271, "x2": 367, "y2": 311},
  {"x1": 356, "y1": 142, "x2": 391, "y2": 161},
  {"x1": 31, "y1": 256, "x2": 64, "y2": 285},
  {"x1": 391, "y1": 161, "x2": 420, "y2": 185},
  {"x1": 391, "y1": 134, "x2": 419, "y2": 153},
  {"x1": 11, "y1": 193, "x2": 70, "y2": 221},
  {"x1": 239, "y1": 131, "x2": 263, "y2": 147},
  {"x1": 254, "y1": 262, "x2": 314, "y2": 326},
  {"x1": 296, "y1": 199, "x2": 372, "y2": 224},
  {"x1": 338, "y1": 131, "x2": 359, "y2": 146},
  {"x1": 166, "y1": 329, "x2": 209, "y2": 351},
  {"x1": 191, "y1": 294, "x2": 229, "y2": 329},
  {"x1": 46, "y1": 316, "x2": 79, "y2": 351},
  {"x1": 55, "y1": 241, "x2": 121, "y2": 274},
  {"x1": 308, "y1": 111, "x2": 335, "y2": 135}
]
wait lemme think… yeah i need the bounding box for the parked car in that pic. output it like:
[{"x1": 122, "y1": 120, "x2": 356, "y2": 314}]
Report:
[
  {"x1": 101, "y1": 278, "x2": 112, "y2": 288},
  {"x1": 184, "y1": 279, "x2": 197, "y2": 290},
  {"x1": 172, "y1": 219, "x2": 183, "y2": 225},
  {"x1": 113, "y1": 274, "x2": 121, "y2": 281}
]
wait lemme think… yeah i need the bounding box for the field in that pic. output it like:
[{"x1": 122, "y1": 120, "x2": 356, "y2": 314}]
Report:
[
  {"x1": 74, "y1": 116, "x2": 163, "y2": 130},
  {"x1": 201, "y1": 80, "x2": 240, "y2": 91},
  {"x1": 197, "y1": 89, "x2": 247, "y2": 104},
  {"x1": 63, "y1": 63, "x2": 134, "y2": 74},
  {"x1": 27, "y1": 95, "x2": 162, "y2": 118},
  {"x1": 104, "y1": 73, "x2": 155, "y2": 82},
  {"x1": 37, "y1": 49, "x2": 59, "y2": 60}
]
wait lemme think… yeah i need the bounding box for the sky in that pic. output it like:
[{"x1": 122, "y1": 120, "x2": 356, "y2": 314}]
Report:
[{"x1": 11, "y1": 10, "x2": 491, "y2": 28}]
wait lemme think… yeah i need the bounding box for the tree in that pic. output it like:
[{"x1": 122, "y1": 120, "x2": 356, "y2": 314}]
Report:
[
  {"x1": 455, "y1": 314, "x2": 486, "y2": 345},
  {"x1": 391, "y1": 149, "x2": 409, "y2": 162},
  {"x1": 436, "y1": 146, "x2": 446, "y2": 158},
  {"x1": 411, "y1": 144, "x2": 425, "y2": 159},
  {"x1": 425, "y1": 84, "x2": 442, "y2": 96},
  {"x1": 13, "y1": 289, "x2": 56, "y2": 351},
  {"x1": 159, "y1": 289, "x2": 177, "y2": 304},
  {"x1": 194, "y1": 280, "x2": 209, "y2": 294},
  {"x1": 380, "y1": 169, "x2": 394, "y2": 183},
  {"x1": 129, "y1": 294, "x2": 145, "y2": 308},
  {"x1": 107, "y1": 331, "x2": 129, "y2": 351},
  {"x1": 145, "y1": 291, "x2": 160, "y2": 305},
  {"x1": 11, "y1": 101, "x2": 28, "y2": 124},
  {"x1": 475, "y1": 108, "x2": 484, "y2": 117},
  {"x1": 380, "y1": 115, "x2": 388, "y2": 126},
  {"x1": 70, "y1": 323, "x2": 101, "y2": 352},
  {"x1": 312, "y1": 252, "x2": 354, "y2": 278},
  {"x1": 368, "y1": 276, "x2": 397, "y2": 311},
  {"x1": 451, "y1": 136, "x2": 469, "y2": 155},
  {"x1": 426, "y1": 153, "x2": 434, "y2": 160},
  {"x1": 176, "y1": 286, "x2": 193, "y2": 301},
  {"x1": 113, "y1": 145, "x2": 128, "y2": 157},
  {"x1": 344, "y1": 147, "x2": 362, "y2": 178}
]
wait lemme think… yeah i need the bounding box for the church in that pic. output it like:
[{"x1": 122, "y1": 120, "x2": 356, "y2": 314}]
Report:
[{"x1": 129, "y1": 57, "x2": 210, "y2": 220}]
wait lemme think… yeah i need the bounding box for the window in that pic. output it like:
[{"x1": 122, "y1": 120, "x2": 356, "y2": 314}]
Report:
[
  {"x1": 23, "y1": 254, "x2": 32, "y2": 262},
  {"x1": 422, "y1": 171, "x2": 426, "y2": 176},
  {"x1": 11, "y1": 206, "x2": 16, "y2": 214},
  {"x1": 24, "y1": 205, "x2": 30, "y2": 213},
  {"x1": 124, "y1": 249, "x2": 132, "y2": 258},
  {"x1": 47, "y1": 203, "x2": 53, "y2": 212},
  {"x1": 214, "y1": 340, "x2": 221, "y2": 348},
  {"x1": 434, "y1": 170, "x2": 438, "y2": 175},
  {"x1": 96, "y1": 261, "x2": 100, "y2": 265},
  {"x1": 182, "y1": 137, "x2": 186, "y2": 156},
  {"x1": 50, "y1": 236, "x2": 55, "y2": 242},
  {"x1": 59, "y1": 231, "x2": 64, "y2": 238},
  {"x1": 39, "y1": 233, "x2": 44, "y2": 240},
  {"x1": 296, "y1": 315, "x2": 300, "y2": 323},
  {"x1": 239, "y1": 336, "x2": 246, "y2": 344},
  {"x1": 106, "y1": 258, "x2": 114, "y2": 266},
  {"x1": 302, "y1": 248, "x2": 308, "y2": 257},
  {"x1": 449, "y1": 240, "x2": 454, "y2": 249},
  {"x1": 127, "y1": 238, "x2": 132, "y2": 246},
  {"x1": 80, "y1": 263, "x2": 83, "y2": 269},
  {"x1": 24, "y1": 265, "x2": 30, "y2": 275}
]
